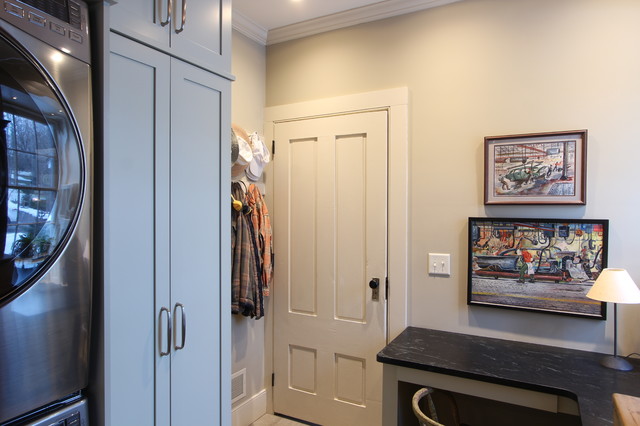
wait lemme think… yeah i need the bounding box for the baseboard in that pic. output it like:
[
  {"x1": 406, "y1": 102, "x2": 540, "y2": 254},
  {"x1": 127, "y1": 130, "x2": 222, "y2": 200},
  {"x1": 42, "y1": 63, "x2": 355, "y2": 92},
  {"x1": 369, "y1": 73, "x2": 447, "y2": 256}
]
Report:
[{"x1": 232, "y1": 389, "x2": 267, "y2": 426}]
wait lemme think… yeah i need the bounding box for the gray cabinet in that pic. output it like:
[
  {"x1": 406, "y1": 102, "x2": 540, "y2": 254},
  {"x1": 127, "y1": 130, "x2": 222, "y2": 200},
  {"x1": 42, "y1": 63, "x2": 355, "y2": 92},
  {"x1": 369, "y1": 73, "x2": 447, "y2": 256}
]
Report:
[
  {"x1": 104, "y1": 31, "x2": 230, "y2": 426},
  {"x1": 109, "y1": 0, "x2": 231, "y2": 72}
]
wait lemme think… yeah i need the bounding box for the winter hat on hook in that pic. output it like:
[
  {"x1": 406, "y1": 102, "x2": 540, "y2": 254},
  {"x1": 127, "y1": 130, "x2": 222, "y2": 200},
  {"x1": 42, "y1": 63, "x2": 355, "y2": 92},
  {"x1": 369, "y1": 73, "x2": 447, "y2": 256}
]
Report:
[
  {"x1": 231, "y1": 124, "x2": 253, "y2": 177},
  {"x1": 246, "y1": 132, "x2": 271, "y2": 181}
]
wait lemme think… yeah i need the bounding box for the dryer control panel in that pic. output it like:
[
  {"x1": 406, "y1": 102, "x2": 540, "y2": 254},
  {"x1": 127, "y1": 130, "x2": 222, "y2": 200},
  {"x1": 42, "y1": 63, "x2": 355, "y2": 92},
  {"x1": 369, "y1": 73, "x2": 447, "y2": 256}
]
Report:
[{"x1": 0, "y1": 0, "x2": 89, "y2": 64}]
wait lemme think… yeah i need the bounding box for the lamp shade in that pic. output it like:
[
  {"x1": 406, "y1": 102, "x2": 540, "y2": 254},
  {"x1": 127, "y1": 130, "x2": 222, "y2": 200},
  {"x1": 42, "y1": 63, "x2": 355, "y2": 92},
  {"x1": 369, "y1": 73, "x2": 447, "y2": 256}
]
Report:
[{"x1": 586, "y1": 268, "x2": 640, "y2": 304}]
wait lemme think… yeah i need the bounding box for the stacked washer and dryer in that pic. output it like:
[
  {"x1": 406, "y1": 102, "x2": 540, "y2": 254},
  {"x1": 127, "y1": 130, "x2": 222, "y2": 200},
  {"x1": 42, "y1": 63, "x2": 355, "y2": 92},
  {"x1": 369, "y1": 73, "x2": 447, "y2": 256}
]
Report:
[{"x1": 0, "y1": 0, "x2": 92, "y2": 425}]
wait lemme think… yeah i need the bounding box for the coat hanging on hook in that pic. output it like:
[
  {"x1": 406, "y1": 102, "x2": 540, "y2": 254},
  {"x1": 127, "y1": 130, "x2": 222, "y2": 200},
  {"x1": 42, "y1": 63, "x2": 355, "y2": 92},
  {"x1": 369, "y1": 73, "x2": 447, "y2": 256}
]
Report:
[
  {"x1": 245, "y1": 184, "x2": 273, "y2": 296},
  {"x1": 231, "y1": 182, "x2": 263, "y2": 319}
]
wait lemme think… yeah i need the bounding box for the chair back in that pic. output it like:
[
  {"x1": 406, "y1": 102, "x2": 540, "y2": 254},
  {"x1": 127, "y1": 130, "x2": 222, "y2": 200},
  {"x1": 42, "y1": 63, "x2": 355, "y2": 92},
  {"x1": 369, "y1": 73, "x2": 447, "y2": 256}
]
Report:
[{"x1": 412, "y1": 387, "x2": 446, "y2": 426}]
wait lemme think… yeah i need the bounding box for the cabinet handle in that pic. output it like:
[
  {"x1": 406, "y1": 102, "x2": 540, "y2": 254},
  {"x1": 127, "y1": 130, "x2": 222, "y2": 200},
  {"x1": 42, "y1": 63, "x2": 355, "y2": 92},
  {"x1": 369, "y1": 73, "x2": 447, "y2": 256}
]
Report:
[
  {"x1": 159, "y1": 307, "x2": 172, "y2": 356},
  {"x1": 173, "y1": 303, "x2": 187, "y2": 350},
  {"x1": 175, "y1": 0, "x2": 186, "y2": 34},
  {"x1": 160, "y1": 0, "x2": 172, "y2": 26}
]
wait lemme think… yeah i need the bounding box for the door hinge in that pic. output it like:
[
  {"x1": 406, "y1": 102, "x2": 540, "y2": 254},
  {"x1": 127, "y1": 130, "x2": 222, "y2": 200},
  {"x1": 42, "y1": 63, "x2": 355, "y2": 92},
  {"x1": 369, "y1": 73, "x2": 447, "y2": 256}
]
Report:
[
  {"x1": 385, "y1": 277, "x2": 389, "y2": 300},
  {"x1": 272, "y1": 372, "x2": 275, "y2": 387},
  {"x1": 272, "y1": 140, "x2": 275, "y2": 157}
]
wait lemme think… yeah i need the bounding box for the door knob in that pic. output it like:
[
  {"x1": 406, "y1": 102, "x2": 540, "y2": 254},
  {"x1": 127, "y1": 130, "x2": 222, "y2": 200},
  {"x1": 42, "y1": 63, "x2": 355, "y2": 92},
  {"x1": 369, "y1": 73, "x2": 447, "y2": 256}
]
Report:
[{"x1": 369, "y1": 278, "x2": 380, "y2": 301}]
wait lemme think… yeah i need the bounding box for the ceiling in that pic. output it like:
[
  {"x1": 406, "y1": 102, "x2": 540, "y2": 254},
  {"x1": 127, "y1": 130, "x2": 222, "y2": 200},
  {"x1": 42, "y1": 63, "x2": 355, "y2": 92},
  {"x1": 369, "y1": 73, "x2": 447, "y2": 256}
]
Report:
[
  {"x1": 232, "y1": 0, "x2": 462, "y2": 45},
  {"x1": 233, "y1": 0, "x2": 387, "y2": 31}
]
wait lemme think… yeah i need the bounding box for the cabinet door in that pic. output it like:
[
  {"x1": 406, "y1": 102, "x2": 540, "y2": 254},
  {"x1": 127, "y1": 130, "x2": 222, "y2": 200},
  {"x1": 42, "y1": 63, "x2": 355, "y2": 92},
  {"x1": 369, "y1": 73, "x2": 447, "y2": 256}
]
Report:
[
  {"x1": 169, "y1": 57, "x2": 230, "y2": 425},
  {"x1": 106, "y1": 33, "x2": 171, "y2": 426},
  {"x1": 110, "y1": 0, "x2": 231, "y2": 73},
  {"x1": 110, "y1": 0, "x2": 170, "y2": 50},
  {"x1": 169, "y1": 0, "x2": 231, "y2": 71}
]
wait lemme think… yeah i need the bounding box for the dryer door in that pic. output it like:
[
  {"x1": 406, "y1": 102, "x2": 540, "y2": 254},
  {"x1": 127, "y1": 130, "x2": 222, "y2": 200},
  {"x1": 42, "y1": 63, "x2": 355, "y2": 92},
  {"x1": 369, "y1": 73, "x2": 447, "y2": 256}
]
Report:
[{"x1": 0, "y1": 32, "x2": 84, "y2": 302}]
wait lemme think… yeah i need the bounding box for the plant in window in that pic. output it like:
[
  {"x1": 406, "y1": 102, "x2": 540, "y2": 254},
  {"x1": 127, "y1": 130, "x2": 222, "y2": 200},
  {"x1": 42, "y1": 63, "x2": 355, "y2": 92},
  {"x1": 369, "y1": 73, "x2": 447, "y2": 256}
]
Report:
[
  {"x1": 32, "y1": 235, "x2": 52, "y2": 257},
  {"x1": 11, "y1": 232, "x2": 51, "y2": 259},
  {"x1": 12, "y1": 232, "x2": 34, "y2": 257}
]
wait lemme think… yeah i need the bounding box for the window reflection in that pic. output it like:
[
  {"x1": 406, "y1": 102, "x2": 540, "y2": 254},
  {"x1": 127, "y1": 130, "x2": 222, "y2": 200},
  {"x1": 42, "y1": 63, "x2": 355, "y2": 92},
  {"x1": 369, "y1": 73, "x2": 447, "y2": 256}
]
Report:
[
  {"x1": 3, "y1": 111, "x2": 59, "y2": 266},
  {"x1": 0, "y1": 32, "x2": 83, "y2": 302}
]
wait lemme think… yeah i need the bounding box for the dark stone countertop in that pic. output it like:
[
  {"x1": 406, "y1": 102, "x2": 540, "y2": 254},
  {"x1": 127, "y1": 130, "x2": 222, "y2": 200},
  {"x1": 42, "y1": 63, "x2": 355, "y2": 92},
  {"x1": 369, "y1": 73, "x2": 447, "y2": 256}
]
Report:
[{"x1": 376, "y1": 327, "x2": 640, "y2": 426}]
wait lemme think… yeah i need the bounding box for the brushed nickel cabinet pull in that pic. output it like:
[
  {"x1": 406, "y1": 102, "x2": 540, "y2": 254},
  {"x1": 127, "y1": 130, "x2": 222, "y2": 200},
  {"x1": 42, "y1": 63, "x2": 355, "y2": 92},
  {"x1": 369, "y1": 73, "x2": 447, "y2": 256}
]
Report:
[
  {"x1": 159, "y1": 307, "x2": 172, "y2": 356},
  {"x1": 160, "y1": 0, "x2": 172, "y2": 26},
  {"x1": 175, "y1": 0, "x2": 186, "y2": 33},
  {"x1": 173, "y1": 303, "x2": 186, "y2": 350}
]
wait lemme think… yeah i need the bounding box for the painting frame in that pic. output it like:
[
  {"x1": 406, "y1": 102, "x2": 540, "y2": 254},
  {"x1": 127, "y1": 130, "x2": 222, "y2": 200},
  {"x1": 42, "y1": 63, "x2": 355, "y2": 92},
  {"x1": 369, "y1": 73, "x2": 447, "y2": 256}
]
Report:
[
  {"x1": 467, "y1": 217, "x2": 608, "y2": 320},
  {"x1": 484, "y1": 130, "x2": 587, "y2": 205}
]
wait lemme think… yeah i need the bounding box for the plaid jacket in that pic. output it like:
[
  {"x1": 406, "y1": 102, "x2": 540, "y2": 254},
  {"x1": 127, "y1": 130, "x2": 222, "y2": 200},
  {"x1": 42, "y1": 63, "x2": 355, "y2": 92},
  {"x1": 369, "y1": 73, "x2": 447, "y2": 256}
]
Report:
[
  {"x1": 231, "y1": 183, "x2": 263, "y2": 318},
  {"x1": 245, "y1": 184, "x2": 273, "y2": 296}
]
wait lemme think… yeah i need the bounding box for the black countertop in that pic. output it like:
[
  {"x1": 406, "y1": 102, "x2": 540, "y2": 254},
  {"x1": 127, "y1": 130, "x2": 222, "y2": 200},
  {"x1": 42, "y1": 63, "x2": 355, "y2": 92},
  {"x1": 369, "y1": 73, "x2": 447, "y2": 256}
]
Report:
[{"x1": 377, "y1": 327, "x2": 640, "y2": 426}]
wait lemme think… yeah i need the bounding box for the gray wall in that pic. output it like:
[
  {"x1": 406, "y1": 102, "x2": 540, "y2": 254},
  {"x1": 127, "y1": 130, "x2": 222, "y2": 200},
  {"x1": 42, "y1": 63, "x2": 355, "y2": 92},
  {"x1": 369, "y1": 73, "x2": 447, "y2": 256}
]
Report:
[
  {"x1": 266, "y1": 0, "x2": 640, "y2": 355},
  {"x1": 231, "y1": 29, "x2": 268, "y2": 412}
]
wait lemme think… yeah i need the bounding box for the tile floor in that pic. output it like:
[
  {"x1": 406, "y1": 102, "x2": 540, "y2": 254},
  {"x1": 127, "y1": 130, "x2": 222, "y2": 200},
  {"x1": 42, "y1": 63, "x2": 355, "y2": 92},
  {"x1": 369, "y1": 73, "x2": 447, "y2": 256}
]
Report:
[{"x1": 249, "y1": 414, "x2": 309, "y2": 426}]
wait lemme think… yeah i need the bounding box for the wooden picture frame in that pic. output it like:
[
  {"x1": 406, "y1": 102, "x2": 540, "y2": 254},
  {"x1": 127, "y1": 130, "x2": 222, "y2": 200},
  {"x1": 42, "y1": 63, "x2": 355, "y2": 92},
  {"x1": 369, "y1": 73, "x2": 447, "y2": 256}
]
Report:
[
  {"x1": 484, "y1": 130, "x2": 587, "y2": 205},
  {"x1": 468, "y1": 217, "x2": 608, "y2": 319}
]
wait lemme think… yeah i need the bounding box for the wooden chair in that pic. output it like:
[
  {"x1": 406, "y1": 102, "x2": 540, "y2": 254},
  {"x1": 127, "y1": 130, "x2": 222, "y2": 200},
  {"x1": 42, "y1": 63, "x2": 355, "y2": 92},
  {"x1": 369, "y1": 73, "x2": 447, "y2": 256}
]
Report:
[{"x1": 412, "y1": 387, "x2": 468, "y2": 426}]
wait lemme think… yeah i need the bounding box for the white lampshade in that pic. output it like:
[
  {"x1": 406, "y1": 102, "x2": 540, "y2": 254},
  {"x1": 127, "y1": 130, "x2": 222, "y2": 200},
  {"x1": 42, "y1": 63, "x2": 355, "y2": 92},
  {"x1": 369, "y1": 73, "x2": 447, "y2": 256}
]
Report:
[{"x1": 586, "y1": 268, "x2": 640, "y2": 304}]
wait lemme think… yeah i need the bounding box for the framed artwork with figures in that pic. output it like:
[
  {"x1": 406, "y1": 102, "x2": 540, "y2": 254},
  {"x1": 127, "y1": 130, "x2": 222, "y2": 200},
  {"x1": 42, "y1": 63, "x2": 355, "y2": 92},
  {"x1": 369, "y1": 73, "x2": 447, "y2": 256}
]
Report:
[
  {"x1": 467, "y1": 217, "x2": 607, "y2": 319},
  {"x1": 484, "y1": 130, "x2": 587, "y2": 205}
]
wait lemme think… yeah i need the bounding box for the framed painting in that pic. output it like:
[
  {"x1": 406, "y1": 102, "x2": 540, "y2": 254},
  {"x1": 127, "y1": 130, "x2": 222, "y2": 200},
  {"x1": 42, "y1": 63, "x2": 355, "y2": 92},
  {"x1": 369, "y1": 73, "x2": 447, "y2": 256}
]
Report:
[
  {"x1": 484, "y1": 130, "x2": 587, "y2": 205},
  {"x1": 467, "y1": 217, "x2": 608, "y2": 319}
]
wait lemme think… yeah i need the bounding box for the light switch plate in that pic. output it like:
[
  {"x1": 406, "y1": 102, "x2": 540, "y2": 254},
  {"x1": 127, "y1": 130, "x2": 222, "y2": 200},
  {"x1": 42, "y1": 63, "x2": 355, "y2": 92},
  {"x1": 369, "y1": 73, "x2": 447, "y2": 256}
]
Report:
[{"x1": 428, "y1": 253, "x2": 451, "y2": 276}]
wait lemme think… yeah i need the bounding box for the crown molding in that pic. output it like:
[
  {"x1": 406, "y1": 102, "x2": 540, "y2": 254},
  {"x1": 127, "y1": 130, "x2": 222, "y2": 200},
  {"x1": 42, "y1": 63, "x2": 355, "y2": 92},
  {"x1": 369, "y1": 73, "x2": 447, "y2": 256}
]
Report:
[
  {"x1": 233, "y1": 11, "x2": 269, "y2": 45},
  {"x1": 266, "y1": 0, "x2": 462, "y2": 45}
]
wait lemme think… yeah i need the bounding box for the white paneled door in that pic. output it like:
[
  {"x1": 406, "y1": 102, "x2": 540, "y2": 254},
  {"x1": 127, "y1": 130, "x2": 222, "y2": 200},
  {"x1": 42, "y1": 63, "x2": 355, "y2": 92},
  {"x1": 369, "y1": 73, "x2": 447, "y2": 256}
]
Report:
[{"x1": 273, "y1": 111, "x2": 388, "y2": 426}]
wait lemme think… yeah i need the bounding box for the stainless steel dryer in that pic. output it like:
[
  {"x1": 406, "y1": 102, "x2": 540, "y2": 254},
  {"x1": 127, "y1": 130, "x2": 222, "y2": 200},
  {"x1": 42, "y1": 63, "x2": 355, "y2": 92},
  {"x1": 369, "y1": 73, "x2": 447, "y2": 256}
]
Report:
[{"x1": 0, "y1": 0, "x2": 91, "y2": 424}]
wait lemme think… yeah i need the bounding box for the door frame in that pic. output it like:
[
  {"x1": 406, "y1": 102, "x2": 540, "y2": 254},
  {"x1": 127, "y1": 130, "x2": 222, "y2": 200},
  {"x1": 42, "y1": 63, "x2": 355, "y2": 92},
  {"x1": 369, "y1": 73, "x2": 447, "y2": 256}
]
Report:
[{"x1": 263, "y1": 87, "x2": 409, "y2": 413}]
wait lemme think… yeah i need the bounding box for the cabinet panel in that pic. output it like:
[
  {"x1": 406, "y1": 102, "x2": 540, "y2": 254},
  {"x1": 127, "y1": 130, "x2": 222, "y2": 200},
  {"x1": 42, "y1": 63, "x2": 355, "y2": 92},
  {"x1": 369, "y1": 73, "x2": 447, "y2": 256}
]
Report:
[
  {"x1": 109, "y1": 0, "x2": 231, "y2": 73},
  {"x1": 105, "y1": 32, "x2": 229, "y2": 426},
  {"x1": 110, "y1": 0, "x2": 169, "y2": 50},
  {"x1": 106, "y1": 33, "x2": 171, "y2": 426},
  {"x1": 169, "y1": 57, "x2": 228, "y2": 425},
  {"x1": 169, "y1": 0, "x2": 230, "y2": 70}
]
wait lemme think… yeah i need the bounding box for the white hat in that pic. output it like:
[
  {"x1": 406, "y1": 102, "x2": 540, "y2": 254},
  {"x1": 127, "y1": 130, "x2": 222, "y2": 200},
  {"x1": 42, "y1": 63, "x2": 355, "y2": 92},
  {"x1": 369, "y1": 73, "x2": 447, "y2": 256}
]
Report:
[
  {"x1": 236, "y1": 135, "x2": 253, "y2": 165},
  {"x1": 231, "y1": 124, "x2": 253, "y2": 177},
  {"x1": 246, "y1": 132, "x2": 271, "y2": 181}
]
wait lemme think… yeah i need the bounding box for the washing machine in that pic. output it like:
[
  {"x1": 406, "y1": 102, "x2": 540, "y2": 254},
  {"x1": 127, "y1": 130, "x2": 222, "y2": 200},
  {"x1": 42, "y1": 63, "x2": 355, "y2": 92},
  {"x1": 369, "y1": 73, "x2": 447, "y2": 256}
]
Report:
[{"x1": 0, "y1": 0, "x2": 92, "y2": 424}]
